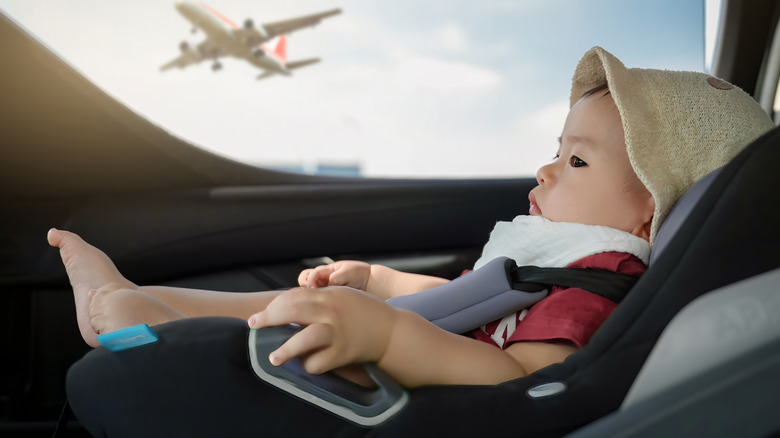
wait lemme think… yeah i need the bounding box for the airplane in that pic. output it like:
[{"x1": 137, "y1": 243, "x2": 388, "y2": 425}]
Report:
[{"x1": 160, "y1": 1, "x2": 341, "y2": 80}]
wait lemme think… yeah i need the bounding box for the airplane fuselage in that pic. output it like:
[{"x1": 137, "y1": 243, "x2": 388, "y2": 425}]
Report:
[{"x1": 175, "y1": 1, "x2": 290, "y2": 75}]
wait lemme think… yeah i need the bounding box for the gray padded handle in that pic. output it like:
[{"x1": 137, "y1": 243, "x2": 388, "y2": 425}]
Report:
[
  {"x1": 387, "y1": 257, "x2": 548, "y2": 333},
  {"x1": 248, "y1": 324, "x2": 409, "y2": 427}
]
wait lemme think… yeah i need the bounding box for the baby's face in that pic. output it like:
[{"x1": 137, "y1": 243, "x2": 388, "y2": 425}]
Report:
[{"x1": 529, "y1": 91, "x2": 655, "y2": 240}]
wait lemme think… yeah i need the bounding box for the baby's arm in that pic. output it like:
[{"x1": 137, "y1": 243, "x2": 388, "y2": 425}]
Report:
[
  {"x1": 377, "y1": 311, "x2": 577, "y2": 386},
  {"x1": 299, "y1": 261, "x2": 449, "y2": 299},
  {"x1": 248, "y1": 286, "x2": 577, "y2": 388},
  {"x1": 367, "y1": 264, "x2": 450, "y2": 299}
]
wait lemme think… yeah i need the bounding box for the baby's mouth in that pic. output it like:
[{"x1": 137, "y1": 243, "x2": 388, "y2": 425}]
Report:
[{"x1": 529, "y1": 191, "x2": 542, "y2": 216}]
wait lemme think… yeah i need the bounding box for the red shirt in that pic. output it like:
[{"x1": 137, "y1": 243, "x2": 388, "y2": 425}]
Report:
[{"x1": 469, "y1": 252, "x2": 646, "y2": 349}]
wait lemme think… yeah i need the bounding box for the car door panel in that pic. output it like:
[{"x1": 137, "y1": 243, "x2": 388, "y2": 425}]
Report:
[{"x1": 1, "y1": 177, "x2": 535, "y2": 429}]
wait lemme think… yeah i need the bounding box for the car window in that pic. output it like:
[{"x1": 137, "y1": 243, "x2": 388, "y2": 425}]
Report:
[{"x1": 0, "y1": 0, "x2": 709, "y2": 178}]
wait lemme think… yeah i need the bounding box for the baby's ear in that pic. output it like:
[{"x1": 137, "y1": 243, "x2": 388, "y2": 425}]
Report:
[
  {"x1": 633, "y1": 195, "x2": 655, "y2": 242},
  {"x1": 635, "y1": 216, "x2": 652, "y2": 242}
]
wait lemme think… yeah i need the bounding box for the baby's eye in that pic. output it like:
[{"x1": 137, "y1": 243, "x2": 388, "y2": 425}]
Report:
[{"x1": 569, "y1": 155, "x2": 587, "y2": 167}]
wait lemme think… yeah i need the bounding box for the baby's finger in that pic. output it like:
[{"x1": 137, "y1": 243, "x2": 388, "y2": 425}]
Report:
[
  {"x1": 327, "y1": 269, "x2": 348, "y2": 286},
  {"x1": 270, "y1": 323, "x2": 334, "y2": 371},
  {"x1": 298, "y1": 269, "x2": 313, "y2": 287},
  {"x1": 309, "y1": 265, "x2": 336, "y2": 287},
  {"x1": 247, "y1": 288, "x2": 324, "y2": 329},
  {"x1": 300, "y1": 344, "x2": 353, "y2": 376}
]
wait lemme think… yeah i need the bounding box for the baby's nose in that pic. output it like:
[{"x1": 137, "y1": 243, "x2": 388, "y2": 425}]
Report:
[{"x1": 536, "y1": 163, "x2": 553, "y2": 185}]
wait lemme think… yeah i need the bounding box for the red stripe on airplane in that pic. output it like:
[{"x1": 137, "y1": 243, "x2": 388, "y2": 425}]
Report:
[{"x1": 198, "y1": 2, "x2": 238, "y2": 29}]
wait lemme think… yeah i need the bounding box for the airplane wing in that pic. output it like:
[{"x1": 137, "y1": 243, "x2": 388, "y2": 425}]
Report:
[
  {"x1": 235, "y1": 8, "x2": 342, "y2": 46},
  {"x1": 263, "y1": 9, "x2": 342, "y2": 38},
  {"x1": 160, "y1": 52, "x2": 200, "y2": 71},
  {"x1": 286, "y1": 58, "x2": 320, "y2": 70},
  {"x1": 256, "y1": 58, "x2": 320, "y2": 80},
  {"x1": 256, "y1": 71, "x2": 275, "y2": 80},
  {"x1": 160, "y1": 38, "x2": 223, "y2": 71}
]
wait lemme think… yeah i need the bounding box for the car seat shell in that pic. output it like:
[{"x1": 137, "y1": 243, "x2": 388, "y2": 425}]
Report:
[{"x1": 65, "y1": 126, "x2": 780, "y2": 437}]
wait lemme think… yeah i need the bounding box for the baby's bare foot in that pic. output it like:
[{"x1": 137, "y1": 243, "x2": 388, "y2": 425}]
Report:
[
  {"x1": 47, "y1": 228, "x2": 137, "y2": 347},
  {"x1": 89, "y1": 284, "x2": 185, "y2": 337}
]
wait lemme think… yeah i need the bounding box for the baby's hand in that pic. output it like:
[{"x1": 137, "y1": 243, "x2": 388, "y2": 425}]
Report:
[
  {"x1": 298, "y1": 261, "x2": 372, "y2": 291},
  {"x1": 247, "y1": 286, "x2": 397, "y2": 375}
]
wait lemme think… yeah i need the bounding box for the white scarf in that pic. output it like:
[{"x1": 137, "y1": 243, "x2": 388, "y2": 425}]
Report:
[{"x1": 473, "y1": 215, "x2": 650, "y2": 270}]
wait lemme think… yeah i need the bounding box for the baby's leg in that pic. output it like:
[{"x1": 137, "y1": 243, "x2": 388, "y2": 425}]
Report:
[
  {"x1": 136, "y1": 286, "x2": 281, "y2": 320},
  {"x1": 49, "y1": 229, "x2": 283, "y2": 346},
  {"x1": 89, "y1": 284, "x2": 186, "y2": 342},
  {"x1": 48, "y1": 229, "x2": 138, "y2": 346}
]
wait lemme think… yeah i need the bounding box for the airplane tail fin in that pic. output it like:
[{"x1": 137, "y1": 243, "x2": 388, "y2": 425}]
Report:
[{"x1": 270, "y1": 35, "x2": 287, "y2": 64}]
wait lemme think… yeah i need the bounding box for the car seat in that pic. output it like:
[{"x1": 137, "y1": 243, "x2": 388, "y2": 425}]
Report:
[{"x1": 65, "y1": 125, "x2": 780, "y2": 438}]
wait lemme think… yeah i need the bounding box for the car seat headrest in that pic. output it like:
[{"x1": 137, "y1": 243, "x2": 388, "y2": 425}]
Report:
[{"x1": 649, "y1": 168, "x2": 721, "y2": 265}]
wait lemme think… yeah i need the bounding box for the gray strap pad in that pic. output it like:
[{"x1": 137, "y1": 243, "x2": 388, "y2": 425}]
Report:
[{"x1": 386, "y1": 256, "x2": 549, "y2": 333}]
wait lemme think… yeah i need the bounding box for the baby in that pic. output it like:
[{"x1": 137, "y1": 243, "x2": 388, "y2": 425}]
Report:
[{"x1": 49, "y1": 47, "x2": 773, "y2": 388}]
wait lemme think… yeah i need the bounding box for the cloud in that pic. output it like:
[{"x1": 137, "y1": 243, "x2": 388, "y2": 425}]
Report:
[
  {"x1": 433, "y1": 23, "x2": 469, "y2": 52},
  {"x1": 504, "y1": 99, "x2": 569, "y2": 174},
  {"x1": 392, "y1": 57, "x2": 503, "y2": 93},
  {"x1": 1, "y1": 0, "x2": 703, "y2": 179}
]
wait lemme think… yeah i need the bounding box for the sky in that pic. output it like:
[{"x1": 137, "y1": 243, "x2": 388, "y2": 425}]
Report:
[{"x1": 0, "y1": 0, "x2": 711, "y2": 178}]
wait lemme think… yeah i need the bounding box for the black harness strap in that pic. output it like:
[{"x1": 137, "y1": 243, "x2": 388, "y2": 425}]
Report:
[{"x1": 509, "y1": 265, "x2": 640, "y2": 304}]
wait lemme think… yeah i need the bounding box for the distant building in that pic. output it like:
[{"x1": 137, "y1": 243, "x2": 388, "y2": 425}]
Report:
[{"x1": 267, "y1": 162, "x2": 362, "y2": 177}]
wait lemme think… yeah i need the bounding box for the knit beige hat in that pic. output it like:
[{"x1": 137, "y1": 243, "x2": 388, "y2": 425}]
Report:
[{"x1": 571, "y1": 46, "x2": 774, "y2": 244}]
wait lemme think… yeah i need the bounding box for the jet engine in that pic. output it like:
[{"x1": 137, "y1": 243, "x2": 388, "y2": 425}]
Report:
[
  {"x1": 179, "y1": 41, "x2": 190, "y2": 53},
  {"x1": 252, "y1": 48, "x2": 265, "y2": 58},
  {"x1": 243, "y1": 18, "x2": 269, "y2": 41}
]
